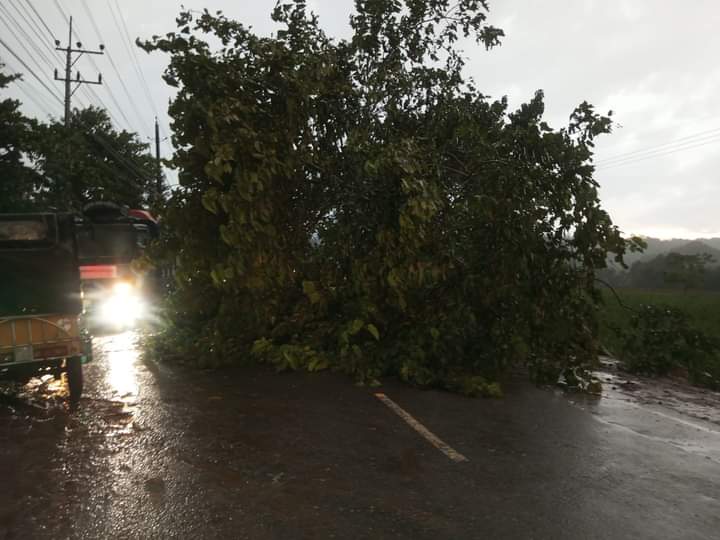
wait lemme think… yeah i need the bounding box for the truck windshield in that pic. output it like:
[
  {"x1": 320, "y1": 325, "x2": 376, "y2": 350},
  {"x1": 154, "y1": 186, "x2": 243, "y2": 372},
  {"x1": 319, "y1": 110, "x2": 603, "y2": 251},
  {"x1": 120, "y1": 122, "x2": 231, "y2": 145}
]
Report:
[{"x1": 76, "y1": 223, "x2": 138, "y2": 264}]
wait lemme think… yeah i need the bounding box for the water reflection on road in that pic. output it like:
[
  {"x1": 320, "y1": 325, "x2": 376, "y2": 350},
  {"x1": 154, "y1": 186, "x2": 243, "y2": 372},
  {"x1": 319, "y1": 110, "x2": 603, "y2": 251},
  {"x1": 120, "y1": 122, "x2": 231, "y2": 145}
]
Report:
[{"x1": 95, "y1": 331, "x2": 139, "y2": 400}]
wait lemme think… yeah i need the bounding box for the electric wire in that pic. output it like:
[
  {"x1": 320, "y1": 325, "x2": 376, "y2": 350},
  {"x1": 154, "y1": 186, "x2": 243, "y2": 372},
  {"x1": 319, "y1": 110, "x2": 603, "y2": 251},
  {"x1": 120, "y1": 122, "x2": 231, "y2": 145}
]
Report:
[
  {"x1": 596, "y1": 126, "x2": 720, "y2": 167},
  {"x1": 50, "y1": 1, "x2": 157, "y2": 187},
  {"x1": 0, "y1": 38, "x2": 63, "y2": 105},
  {"x1": 0, "y1": 3, "x2": 57, "y2": 84},
  {"x1": 52, "y1": 0, "x2": 143, "y2": 135},
  {"x1": 595, "y1": 135, "x2": 720, "y2": 171},
  {"x1": 90, "y1": 131, "x2": 155, "y2": 183},
  {"x1": 53, "y1": 0, "x2": 80, "y2": 42},
  {"x1": 84, "y1": 84, "x2": 124, "y2": 128},
  {"x1": 23, "y1": 0, "x2": 58, "y2": 42},
  {"x1": 0, "y1": 56, "x2": 57, "y2": 116},
  {"x1": 3, "y1": 2, "x2": 155, "y2": 197},
  {"x1": 78, "y1": 0, "x2": 152, "y2": 135},
  {"x1": 109, "y1": 0, "x2": 170, "y2": 139},
  {"x1": 9, "y1": 1, "x2": 62, "y2": 63},
  {"x1": 111, "y1": 0, "x2": 160, "y2": 118}
]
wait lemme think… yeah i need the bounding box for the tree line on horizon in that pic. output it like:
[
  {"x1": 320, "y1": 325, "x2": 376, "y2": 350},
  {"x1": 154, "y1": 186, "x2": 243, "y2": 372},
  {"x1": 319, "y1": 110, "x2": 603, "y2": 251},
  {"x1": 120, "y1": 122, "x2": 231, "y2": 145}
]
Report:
[{"x1": 600, "y1": 248, "x2": 720, "y2": 292}]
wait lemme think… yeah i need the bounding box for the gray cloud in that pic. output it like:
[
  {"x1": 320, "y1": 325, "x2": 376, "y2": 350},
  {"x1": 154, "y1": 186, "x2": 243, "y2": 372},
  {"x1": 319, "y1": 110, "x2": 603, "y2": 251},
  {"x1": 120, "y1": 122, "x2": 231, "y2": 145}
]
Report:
[{"x1": 2, "y1": 0, "x2": 718, "y2": 238}]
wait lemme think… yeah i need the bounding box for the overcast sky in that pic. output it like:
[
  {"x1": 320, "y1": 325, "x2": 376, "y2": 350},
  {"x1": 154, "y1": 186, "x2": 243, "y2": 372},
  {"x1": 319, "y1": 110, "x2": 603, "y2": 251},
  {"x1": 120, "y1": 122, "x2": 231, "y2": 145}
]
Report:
[{"x1": 1, "y1": 1, "x2": 719, "y2": 239}]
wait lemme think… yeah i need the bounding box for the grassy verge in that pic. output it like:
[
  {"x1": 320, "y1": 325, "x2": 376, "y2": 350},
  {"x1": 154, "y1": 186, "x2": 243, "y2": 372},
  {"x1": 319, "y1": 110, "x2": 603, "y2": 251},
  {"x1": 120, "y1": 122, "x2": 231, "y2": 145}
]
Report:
[
  {"x1": 598, "y1": 288, "x2": 720, "y2": 356},
  {"x1": 598, "y1": 288, "x2": 720, "y2": 388}
]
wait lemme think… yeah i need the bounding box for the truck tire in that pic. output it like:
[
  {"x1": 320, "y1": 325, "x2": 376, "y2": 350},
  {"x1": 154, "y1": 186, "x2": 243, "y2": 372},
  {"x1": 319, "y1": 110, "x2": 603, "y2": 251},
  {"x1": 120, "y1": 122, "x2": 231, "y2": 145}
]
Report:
[{"x1": 66, "y1": 356, "x2": 84, "y2": 404}]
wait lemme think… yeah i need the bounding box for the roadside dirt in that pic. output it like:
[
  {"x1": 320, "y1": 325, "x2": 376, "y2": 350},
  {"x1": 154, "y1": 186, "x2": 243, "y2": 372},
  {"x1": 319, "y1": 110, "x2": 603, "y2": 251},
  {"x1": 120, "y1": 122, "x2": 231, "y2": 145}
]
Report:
[{"x1": 596, "y1": 356, "x2": 720, "y2": 425}]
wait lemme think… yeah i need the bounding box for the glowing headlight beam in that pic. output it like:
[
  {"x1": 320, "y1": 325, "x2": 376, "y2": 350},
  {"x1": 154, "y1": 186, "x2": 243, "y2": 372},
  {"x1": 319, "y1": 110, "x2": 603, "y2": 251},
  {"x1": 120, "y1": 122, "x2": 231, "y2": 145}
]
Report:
[{"x1": 100, "y1": 287, "x2": 146, "y2": 328}]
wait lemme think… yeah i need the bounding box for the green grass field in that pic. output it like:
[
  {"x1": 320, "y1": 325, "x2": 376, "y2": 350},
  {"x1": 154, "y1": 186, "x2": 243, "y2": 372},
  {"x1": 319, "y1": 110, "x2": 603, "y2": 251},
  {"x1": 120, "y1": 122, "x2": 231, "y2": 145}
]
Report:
[{"x1": 598, "y1": 288, "x2": 720, "y2": 357}]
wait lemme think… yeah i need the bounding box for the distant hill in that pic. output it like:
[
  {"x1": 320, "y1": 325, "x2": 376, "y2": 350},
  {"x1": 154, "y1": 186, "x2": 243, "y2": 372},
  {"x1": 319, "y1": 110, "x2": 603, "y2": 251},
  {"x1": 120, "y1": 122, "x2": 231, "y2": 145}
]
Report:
[
  {"x1": 619, "y1": 237, "x2": 720, "y2": 267},
  {"x1": 671, "y1": 240, "x2": 720, "y2": 263}
]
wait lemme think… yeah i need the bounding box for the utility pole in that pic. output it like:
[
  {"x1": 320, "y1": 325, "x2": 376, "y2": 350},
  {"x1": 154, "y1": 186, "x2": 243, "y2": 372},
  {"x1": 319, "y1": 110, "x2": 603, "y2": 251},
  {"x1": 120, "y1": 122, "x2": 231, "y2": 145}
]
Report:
[
  {"x1": 54, "y1": 16, "x2": 104, "y2": 126},
  {"x1": 154, "y1": 116, "x2": 163, "y2": 198}
]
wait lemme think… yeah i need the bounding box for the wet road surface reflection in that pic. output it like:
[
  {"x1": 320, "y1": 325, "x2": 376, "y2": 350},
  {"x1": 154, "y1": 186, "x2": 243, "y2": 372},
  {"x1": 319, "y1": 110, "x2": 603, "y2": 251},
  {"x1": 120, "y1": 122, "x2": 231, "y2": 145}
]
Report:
[
  {"x1": 100, "y1": 332, "x2": 140, "y2": 399},
  {"x1": 1, "y1": 338, "x2": 720, "y2": 539}
]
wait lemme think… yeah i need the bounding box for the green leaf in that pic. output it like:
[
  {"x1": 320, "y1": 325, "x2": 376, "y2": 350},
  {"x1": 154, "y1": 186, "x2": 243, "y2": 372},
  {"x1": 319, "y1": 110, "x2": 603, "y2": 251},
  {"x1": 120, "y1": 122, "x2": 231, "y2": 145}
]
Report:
[
  {"x1": 367, "y1": 323, "x2": 380, "y2": 341},
  {"x1": 201, "y1": 190, "x2": 218, "y2": 214},
  {"x1": 349, "y1": 319, "x2": 364, "y2": 335},
  {"x1": 308, "y1": 357, "x2": 329, "y2": 372},
  {"x1": 302, "y1": 280, "x2": 323, "y2": 304}
]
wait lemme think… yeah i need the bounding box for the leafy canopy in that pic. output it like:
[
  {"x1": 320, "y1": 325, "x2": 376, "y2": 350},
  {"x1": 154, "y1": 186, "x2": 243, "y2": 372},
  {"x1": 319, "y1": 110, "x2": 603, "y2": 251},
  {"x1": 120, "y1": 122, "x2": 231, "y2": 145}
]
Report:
[
  {"x1": 0, "y1": 64, "x2": 39, "y2": 212},
  {"x1": 32, "y1": 106, "x2": 160, "y2": 211},
  {"x1": 1, "y1": 62, "x2": 160, "y2": 213},
  {"x1": 143, "y1": 0, "x2": 630, "y2": 394}
]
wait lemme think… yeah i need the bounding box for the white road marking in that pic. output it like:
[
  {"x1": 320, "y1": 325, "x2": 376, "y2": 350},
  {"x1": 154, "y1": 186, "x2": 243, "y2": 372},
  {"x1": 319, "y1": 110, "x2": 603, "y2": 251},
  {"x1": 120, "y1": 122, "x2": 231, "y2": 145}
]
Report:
[{"x1": 374, "y1": 393, "x2": 468, "y2": 463}]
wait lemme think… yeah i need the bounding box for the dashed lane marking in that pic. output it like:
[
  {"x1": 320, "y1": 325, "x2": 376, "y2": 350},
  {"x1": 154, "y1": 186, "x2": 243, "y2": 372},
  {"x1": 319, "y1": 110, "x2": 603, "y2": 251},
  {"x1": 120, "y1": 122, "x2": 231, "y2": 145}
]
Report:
[{"x1": 374, "y1": 392, "x2": 468, "y2": 463}]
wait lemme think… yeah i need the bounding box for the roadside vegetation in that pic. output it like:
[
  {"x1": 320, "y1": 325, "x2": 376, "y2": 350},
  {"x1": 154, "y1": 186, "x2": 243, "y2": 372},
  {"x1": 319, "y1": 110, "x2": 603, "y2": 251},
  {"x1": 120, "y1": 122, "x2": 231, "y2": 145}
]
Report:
[
  {"x1": 599, "y1": 288, "x2": 720, "y2": 389},
  {"x1": 141, "y1": 0, "x2": 639, "y2": 396},
  {"x1": 598, "y1": 240, "x2": 720, "y2": 389}
]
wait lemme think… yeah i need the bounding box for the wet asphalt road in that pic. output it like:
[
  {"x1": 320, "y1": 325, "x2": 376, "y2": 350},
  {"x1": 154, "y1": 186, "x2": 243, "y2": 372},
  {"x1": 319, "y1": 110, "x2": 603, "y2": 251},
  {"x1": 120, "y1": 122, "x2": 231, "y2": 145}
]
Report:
[{"x1": 1, "y1": 333, "x2": 720, "y2": 539}]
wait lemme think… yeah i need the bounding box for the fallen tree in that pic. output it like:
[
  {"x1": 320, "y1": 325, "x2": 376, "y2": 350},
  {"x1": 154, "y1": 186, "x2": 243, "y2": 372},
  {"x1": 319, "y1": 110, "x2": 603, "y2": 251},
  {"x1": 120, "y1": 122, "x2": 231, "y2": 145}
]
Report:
[{"x1": 142, "y1": 0, "x2": 631, "y2": 395}]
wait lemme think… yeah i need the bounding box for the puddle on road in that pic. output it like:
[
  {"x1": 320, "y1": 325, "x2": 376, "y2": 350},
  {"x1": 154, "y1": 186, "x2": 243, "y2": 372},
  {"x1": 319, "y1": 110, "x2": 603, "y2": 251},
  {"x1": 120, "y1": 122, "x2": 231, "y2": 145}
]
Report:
[
  {"x1": 595, "y1": 364, "x2": 720, "y2": 426},
  {"x1": 566, "y1": 359, "x2": 720, "y2": 463},
  {"x1": 1, "y1": 330, "x2": 141, "y2": 417},
  {"x1": 82, "y1": 331, "x2": 145, "y2": 440}
]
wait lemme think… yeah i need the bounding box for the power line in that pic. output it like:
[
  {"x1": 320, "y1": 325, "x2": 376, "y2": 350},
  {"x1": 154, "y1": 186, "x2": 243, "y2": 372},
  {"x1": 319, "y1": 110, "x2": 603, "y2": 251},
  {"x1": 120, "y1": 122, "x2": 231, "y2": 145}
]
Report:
[
  {"x1": 89, "y1": 131, "x2": 155, "y2": 183},
  {"x1": 0, "y1": 3, "x2": 56, "y2": 81},
  {"x1": 93, "y1": 83, "x2": 135, "y2": 132},
  {"x1": 53, "y1": 0, "x2": 80, "y2": 42},
  {"x1": 2, "y1": 2, "x2": 156, "y2": 197},
  {"x1": 23, "y1": 0, "x2": 58, "y2": 42},
  {"x1": 7, "y1": 0, "x2": 170, "y2": 170},
  {"x1": 80, "y1": 0, "x2": 103, "y2": 41},
  {"x1": 55, "y1": 0, "x2": 151, "y2": 138},
  {"x1": 99, "y1": 56, "x2": 152, "y2": 134},
  {"x1": 16, "y1": 84, "x2": 56, "y2": 117},
  {"x1": 1, "y1": 2, "x2": 58, "y2": 74},
  {"x1": 595, "y1": 135, "x2": 720, "y2": 171},
  {"x1": 109, "y1": 0, "x2": 169, "y2": 138},
  {"x1": 596, "y1": 126, "x2": 720, "y2": 167},
  {"x1": 53, "y1": 16, "x2": 105, "y2": 126},
  {"x1": 87, "y1": 156, "x2": 151, "y2": 200},
  {"x1": 69, "y1": 81, "x2": 99, "y2": 112},
  {"x1": 0, "y1": 57, "x2": 56, "y2": 116},
  {"x1": 10, "y1": 1, "x2": 62, "y2": 62},
  {"x1": 77, "y1": 0, "x2": 151, "y2": 135},
  {"x1": 93, "y1": 131, "x2": 152, "y2": 179},
  {"x1": 111, "y1": 0, "x2": 158, "y2": 114},
  {"x1": 0, "y1": 38, "x2": 63, "y2": 105},
  {"x1": 86, "y1": 84, "x2": 131, "y2": 130},
  {"x1": 107, "y1": 0, "x2": 174, "y2": 155},
  {"x1": 73, "y1": 45, "x2": 135, "y2": 131},
  {"x1": 9, "y1": 0, "x2": 98, "y2": 120},
  {"x1": 50, "y1": 1, "x2": 136, "y2": 135},
  {"x1": 0, "y1": 0, "x2": 97, "y2": 120},
  {"x1": 14, "y1": 0, "x2": 77, "y2": 115}
]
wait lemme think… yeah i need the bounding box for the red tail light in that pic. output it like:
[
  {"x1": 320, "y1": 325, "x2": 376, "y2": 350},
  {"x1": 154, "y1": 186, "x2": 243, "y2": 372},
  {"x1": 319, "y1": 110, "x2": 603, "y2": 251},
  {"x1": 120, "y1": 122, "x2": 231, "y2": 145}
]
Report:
[{"x1": 79, "y1": 265, "x2": 117, "y2": 279}]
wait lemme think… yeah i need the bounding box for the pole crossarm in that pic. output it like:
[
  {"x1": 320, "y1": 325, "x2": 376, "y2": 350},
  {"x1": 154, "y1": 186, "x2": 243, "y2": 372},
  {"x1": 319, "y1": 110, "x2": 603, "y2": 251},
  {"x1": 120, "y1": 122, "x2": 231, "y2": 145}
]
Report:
[
  {"x1": 55, "y1": 48, "x2": 105, "y2": 55},
  {"x1": 55, "y1": 74, "x2": 103, "y2": 84}
]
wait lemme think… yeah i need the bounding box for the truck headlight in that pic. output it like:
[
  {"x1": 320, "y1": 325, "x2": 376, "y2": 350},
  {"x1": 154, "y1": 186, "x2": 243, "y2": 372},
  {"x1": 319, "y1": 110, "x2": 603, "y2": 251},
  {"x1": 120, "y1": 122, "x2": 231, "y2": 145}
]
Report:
[{"x1": 100, "y1": 282, "x2": 145, "y2": 327}]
